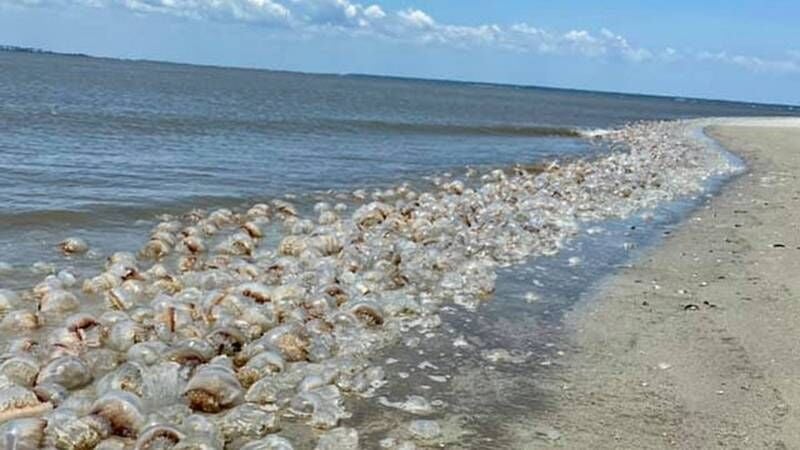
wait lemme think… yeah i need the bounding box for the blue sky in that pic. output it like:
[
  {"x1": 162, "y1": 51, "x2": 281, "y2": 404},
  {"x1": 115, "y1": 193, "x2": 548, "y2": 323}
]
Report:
[{"x1": 1, "y1": 0, "x2": 798, "y2": 105}]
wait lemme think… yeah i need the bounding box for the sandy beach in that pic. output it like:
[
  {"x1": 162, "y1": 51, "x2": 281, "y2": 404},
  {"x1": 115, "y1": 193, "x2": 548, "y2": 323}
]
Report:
[{"x1": 525, "y1": 118, "x2": 800, "y2": 449}]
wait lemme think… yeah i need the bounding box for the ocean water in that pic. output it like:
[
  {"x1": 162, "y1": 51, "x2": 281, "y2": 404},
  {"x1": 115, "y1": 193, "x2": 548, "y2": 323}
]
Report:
[{"x1": 1, "y1": 50, "x2": 797, "y2": 274}]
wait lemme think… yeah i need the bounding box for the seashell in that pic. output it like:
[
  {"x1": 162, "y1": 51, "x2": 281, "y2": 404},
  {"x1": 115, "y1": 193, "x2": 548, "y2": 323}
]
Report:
[
  {"x1": 37, "y1": 355, "x2": 92, "y2": 390},
  {"x1": 0, "y1": 418, "x2": 47, "y2": 449},
  {"x1": 348, "y1": 301, "x2": 385, "y2": 327},
  {"x1": 134, "y1": 423, "x2": 186, "y2": 450},
  {"x1": 0, "y1": 310, "x2": 40, "y2": 332},
  {"x1": 37, "y1": 289, "x2": 79, "y2": 313},
  {"x1": 277, "y1": 235, "x2": 307, "y2": 257},
  {"x1": 0, "y1": 355, "x2": 40, "y2": 387},
  {"x1": 58, "y1": 237, "x2": 89, "y2": 255},
  {"x1": 0, "y1": 385, "x2": 53, "y2": 422},
  {"x1": 90, "y1": 390, "x2": 146, "y2": 437},
  {"x1": 183, "y1": 364, "x2": 243, "y2": 413},
  {"x1": 219, "y1": 403, "x2": 279, "y2": 442},
  {"x1": 241, "y1": 221, "x2": 263, "y2": 239},
  {"x1": 45, "y1": 413, "x2": 110, "y2": 449},
  {"x1": 239, "y1": 435, "x2": 295, "y2": 450}
]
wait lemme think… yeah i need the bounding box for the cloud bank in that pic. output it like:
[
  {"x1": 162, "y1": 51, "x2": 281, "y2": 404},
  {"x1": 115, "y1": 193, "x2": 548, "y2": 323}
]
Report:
[{"x1": 5, "y1": 0, "x2": 800, "y2": 74}]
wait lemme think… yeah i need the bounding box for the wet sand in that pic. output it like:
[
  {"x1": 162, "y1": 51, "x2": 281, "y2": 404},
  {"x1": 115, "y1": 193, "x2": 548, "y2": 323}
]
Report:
[{"x1": 521, "y1": 118, "x2": 800, "y2": 449}]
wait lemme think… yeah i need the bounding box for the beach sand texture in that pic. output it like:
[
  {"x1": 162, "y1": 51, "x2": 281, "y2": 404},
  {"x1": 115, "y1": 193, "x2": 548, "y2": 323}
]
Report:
[{"x1": 526, "y1": 119, "x2": 800, "y2": 449}]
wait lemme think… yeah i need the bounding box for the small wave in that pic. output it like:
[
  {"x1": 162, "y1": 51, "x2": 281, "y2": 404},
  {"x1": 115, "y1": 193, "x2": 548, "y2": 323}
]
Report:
[
  {"x1": 577, "y1": 128, "x2": 613, "y2": 138},
  {"x1": 341, "y1": 120, "x2": 584, "y2": 138},
  {"x1": 0, "y1": 197, "x2": 252, "y2": 228},
  {"x1": 0, "y1": 109, "x2": 584, "y2": 139}
]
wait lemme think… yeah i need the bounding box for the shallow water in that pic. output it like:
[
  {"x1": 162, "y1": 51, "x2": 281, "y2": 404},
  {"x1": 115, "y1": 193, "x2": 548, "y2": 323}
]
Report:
[
  {"x1": 1, "y1": 50, "x2": 797, "y2": 270},
  {"x1": 343, "y1": 181, "x2": 718, "y2": 448}
]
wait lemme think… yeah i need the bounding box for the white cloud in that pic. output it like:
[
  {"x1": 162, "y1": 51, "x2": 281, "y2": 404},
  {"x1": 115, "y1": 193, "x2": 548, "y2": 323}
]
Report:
[
  {"x1": 697, "y1": 50, "x2": 800, "y2": 74},
  {"x1": 6, "y1": 0, "x2": 800, "y2": 74},
  {"x1": 397, "y1": 8, "x2": 434, "y2": 29},
  {"x1": 362, "y1": 4, "x2": 383, "y2": 19}
]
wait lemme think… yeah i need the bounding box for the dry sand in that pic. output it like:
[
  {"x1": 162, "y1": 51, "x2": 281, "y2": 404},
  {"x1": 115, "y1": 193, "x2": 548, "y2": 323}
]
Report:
[{"x1": 518, "y1": 119, "x2": 800, "y2": 449}]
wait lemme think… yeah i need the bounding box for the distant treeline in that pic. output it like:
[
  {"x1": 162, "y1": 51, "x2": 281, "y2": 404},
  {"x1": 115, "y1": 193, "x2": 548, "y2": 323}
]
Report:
[{"x1": 0, "y1": 45, "x2": 88, "y2": 57}]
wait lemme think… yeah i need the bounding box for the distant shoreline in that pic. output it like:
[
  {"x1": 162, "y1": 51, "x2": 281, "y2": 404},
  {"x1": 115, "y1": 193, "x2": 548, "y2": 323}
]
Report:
[
  {"x1": 0, "y1": 44, "x2": 89, "y2": 58},
  {"x1": 2, "y1": 44, "x2": 798, "y2": 110}
]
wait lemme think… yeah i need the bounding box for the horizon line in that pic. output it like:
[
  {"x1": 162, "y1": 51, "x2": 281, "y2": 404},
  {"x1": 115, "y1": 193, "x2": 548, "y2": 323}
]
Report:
[{"x1": 2, "y1": 44, "x2": 799, "y2": 109}]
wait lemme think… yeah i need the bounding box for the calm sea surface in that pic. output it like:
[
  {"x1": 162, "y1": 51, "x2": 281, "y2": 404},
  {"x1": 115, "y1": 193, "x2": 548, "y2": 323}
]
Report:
[{"x1": 0, "y1": 50, "x2": 797, "y2": 271}]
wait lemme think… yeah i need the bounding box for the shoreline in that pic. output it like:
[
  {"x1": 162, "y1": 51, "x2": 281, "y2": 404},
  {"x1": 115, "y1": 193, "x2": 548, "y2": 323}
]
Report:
[{"x1": 524, "y1": 118, "x2": 800, "y2": 448}]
